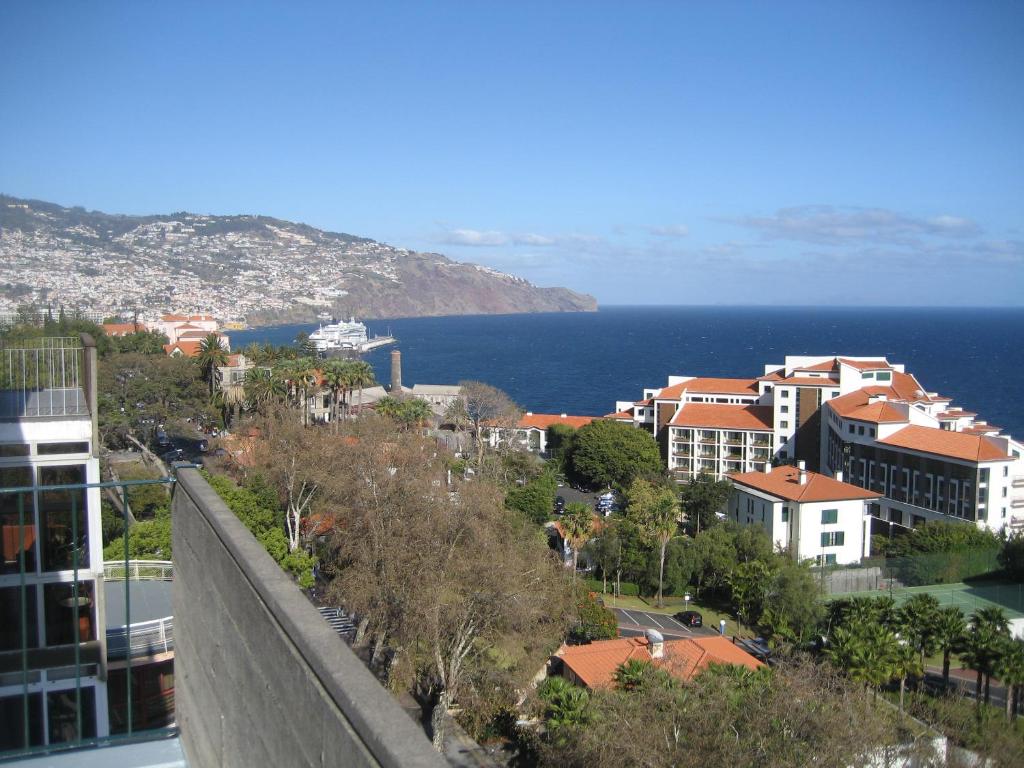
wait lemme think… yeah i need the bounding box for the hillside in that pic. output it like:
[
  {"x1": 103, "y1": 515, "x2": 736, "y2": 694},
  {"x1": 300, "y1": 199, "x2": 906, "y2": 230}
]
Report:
[{"x1": 0, "y1": 195, "x2": 597, "y2": 324}]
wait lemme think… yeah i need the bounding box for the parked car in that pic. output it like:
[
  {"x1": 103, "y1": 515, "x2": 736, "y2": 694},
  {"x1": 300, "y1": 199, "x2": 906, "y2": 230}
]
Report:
[
  {"x1": 673, "y1": 610, "x2": 703, "y2": 627},
  {"x1": 155, "y1": 429, "x2": 171, "y2": 448},
  {"x1": 161, "y1": 448, "x2": 185, "y2": 462},
  {"x1": 198, "y1": 439, "x2": 209, "y2": 453},
  {"x1": 554, "y1": 496, "x2": 566, "y2": 513}
]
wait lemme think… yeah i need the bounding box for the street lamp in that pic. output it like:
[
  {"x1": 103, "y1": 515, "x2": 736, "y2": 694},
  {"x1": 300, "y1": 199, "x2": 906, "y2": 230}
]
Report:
[{"x1": 684, "y1": 593, "x2": 691, "y2": 611}]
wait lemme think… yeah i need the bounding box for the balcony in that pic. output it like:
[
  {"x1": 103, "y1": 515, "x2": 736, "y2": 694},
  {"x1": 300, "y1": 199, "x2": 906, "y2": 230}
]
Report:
[{"x1": 0, "y1": 337, "x2": 92, "y2": 419}]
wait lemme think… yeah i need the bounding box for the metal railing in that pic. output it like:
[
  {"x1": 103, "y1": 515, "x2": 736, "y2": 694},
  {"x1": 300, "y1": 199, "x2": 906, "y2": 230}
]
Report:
[
  {"x1": 0, "y1": 475, "x2": 176, "y2": 758},
  {"x1": 0, "y1": 338, "x2": 88, "y2": 418},
  {"x1": 103, "y1": 560, "x2": 174, "y2": 581},
  {"x1": 107, "y1": 616, "x2": 174, "y2": 660}
]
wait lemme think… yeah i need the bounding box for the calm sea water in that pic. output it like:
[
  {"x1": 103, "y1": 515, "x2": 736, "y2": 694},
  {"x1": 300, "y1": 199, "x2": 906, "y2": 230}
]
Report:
[{"x1": 230, "y1": 306, "x2": 1024, "y2": 439}]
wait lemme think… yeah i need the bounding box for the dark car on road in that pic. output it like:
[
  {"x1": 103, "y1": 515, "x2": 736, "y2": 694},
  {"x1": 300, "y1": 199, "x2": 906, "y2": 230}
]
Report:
[
  {"x1": 554, "y1": 496, "x2": 566, "y2": 513},
  {"x1": 673, "y1": 610, "x2": 703, "y2": 627}
]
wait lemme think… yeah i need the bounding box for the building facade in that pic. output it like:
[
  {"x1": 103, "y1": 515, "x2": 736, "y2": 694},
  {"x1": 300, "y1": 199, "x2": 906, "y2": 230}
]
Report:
[
  {"x1": 729, "y1": 464, "x2": 880, "y2": 565},
  {"x1": 611, "y1": 355, "x2": 1024, "y2": 533},
  {"x1": 0, "y1": 336, "x2": 109, "y2": 750}
]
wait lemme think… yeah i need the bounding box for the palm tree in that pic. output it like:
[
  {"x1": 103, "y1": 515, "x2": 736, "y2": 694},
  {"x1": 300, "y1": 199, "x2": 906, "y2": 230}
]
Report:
[
  {"x1": 321, "y1": 360, "x2": 349, "y2": 431},
  {"x1": 899, "y1": 593, "x2": 941, "y2": 670},
  {"x1": 561, "y1": 502, "x2": 594, "y2": 583},
  {"x1": 965, "y1": 607, "x2": 1011, "y2": 704},
  {"x1": 892, "y1": 641, "x2": 923, "y2": 717},
  {"x1": 627, "y1": 479, "x2": 681, "y2": 608},
  {"x1": 348, "y1": 360, "x2": 376, "y2": 415},
  {"x1": 244, "y1": 367, "x2": 285, "y2": 414},
  {"x1": 537, "y1": 676, "x2": 590, "y2": 734},
  {"x1": 195, "y1": 333, "x2": 228, "y2": 397},
  {"x1": 614, "y1": 658, "x2": 654, "y2": 691},
  {"x1": 995, "y1": 638, "x2": 1024, "y2": 722},
  {"x1": 933, "y1": 606, "x2": 966, "y2": 692},
  {"x1": 827, "y1": 622, "x2": 898, "y2": 699}
]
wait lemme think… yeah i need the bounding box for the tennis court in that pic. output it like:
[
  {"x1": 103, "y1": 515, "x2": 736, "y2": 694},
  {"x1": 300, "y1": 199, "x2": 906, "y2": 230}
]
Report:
[{"x1": 832, "y1": 581, "x2": 1024, "y2": 619}]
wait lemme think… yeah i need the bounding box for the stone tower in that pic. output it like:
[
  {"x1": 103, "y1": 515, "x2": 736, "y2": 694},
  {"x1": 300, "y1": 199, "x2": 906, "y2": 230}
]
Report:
[{"x1": 390, "y1": 349, "x2": 402, "y2": 392}]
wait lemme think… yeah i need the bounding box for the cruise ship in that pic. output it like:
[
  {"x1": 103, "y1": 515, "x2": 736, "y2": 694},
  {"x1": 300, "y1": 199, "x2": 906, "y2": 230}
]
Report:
[{"x1": 308, "y1": 317, "x2": 368, "y2": 352}]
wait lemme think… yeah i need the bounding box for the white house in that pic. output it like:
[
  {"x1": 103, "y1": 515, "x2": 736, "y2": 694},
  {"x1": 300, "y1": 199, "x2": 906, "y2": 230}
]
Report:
[
  {"x1": 490, "y1": 412, "x2": 595, "y2": 454},
  {"x1": 728, "y1": 463, "x2": 881, "y2": 565}
]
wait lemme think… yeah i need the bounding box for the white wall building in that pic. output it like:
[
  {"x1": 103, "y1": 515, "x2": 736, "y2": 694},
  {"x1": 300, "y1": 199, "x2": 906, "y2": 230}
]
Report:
[
  {"x1": 728, "y1": 463, "x2": 881, "y2": 565},
  {"x1": 0, "y1": 336, "x2": 109, "y2": 749},
  {"x1": 611, "y1": 355, "x2": 1024, "y2": 533},
  {"x1": 489, "y1": 413, "x2": 595, "y2": 454}
]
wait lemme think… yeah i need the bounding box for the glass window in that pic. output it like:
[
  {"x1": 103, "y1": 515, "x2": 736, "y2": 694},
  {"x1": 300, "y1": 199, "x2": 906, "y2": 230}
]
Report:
[
  {"x1": 858, "y1": 426, "x2": 865, "y2": 435},
  {"x1": 780, "y1": 405, "x2": 789, "y2": 413},
  {"x1": 0, "y1": 692, "x2": 44, "y2": 750},
  {"x1": 47, "y1": 687, "x2": 96, "y2": 744},
  {"x1": 39, "y1": 465, "x2": 89, "y2": 571},
  {"x1": 780, "y1": 421, "x2": 789, "y2": 429},
  {"x1": 44, "y1": 580, "x2": 96, "y2": 646},
  {"x1": 0, "y1": 585, "x2": 39, "y2": 651},
  {"x1": 821, "y1": 509, "x2": 838, "y2": 524},
  {"x1": 781, "y1": 507, "x2": 789, "y2": 522},
  {"x1": 980, "y1": 468, "x2": 989, "y2": 483},
  {"x1": 876, "y1": 372, "x2": 891, "y2": 382},
  {"x1": 780, "y1": 390, "x2": 790, "y2": 398},
  {"x1": 848, "y1": 424, "x2": 854, "y2": 434},
  {"x1": 0, "y1": 443, "x2": 30, "y2": 457},
  {"x1": 824, "y1": 553, "x2": 837, "y2": 565},
  {"x1": 821, "y1": 531, "x2": 845, "y2": 547},
  {"x1": 1, "y1": 466, "x2": 35, "y2": 575},
  {"x1": 36, "y1": 442, "x2": 90, "y2": 456}
]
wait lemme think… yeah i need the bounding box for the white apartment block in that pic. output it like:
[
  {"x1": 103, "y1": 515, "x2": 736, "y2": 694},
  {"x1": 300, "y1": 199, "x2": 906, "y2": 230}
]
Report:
[
  {"x1": 729, "y1": 463, "x2": 880, "y2": 565},
  {"x1": 610, "y1": 355, "x2": 1024, "y2": 534}
]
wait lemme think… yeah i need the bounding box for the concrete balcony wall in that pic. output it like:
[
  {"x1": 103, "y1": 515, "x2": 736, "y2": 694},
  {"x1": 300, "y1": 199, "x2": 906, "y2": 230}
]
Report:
[{"x1": 172, "y1": 468, "x2": 444, "y2": 768}]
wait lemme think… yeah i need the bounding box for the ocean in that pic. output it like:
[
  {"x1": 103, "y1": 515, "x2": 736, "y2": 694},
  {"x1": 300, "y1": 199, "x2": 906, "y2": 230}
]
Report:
[{"x1": 230, "y1": 306, "x2": 1024, "y2": 439}]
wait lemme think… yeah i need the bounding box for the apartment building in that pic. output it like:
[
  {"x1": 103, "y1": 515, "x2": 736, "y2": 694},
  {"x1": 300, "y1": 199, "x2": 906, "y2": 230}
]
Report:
[
  {"x1": 0, "y1": 336, "x2": 108, "y2": 749},
  {"x1": 611, "y1": 355, "x2": 1024, "y2": 533}
]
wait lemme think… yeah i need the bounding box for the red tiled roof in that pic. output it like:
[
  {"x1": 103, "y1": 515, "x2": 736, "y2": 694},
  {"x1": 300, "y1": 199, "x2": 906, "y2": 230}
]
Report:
[
  {"x1": 102, "y1": 322, "x2": 141, "y2": 336},
  {"x1": 838, "y1": 358, "x2": 891, "y2": 371},
  {"x1": 795, "y1": 359, "x2": 840, "y2": 373},
  {"x1": 634, "y1": 398, "x2": 653, "y2": 406},
  {"x1": 518, "y1": 413, "x2": 595, "y2": 430},
  {"x1": 878, "y1": 425, "x2": 1009, "y2": 463},
  {"x1": 890, "y1": 371, "x2": 931, "y2": 402},
  {"x1": 729, "y1": 466, "x2": 881, "y2": 503},
  {"x1": 937, "y1": 410, "x2": 976, "y2": 420},
  {"x1": 163, "y1": 341, "x2": 202, "y2": 357},
  {"x1": 556, "y1": 635, "x2": 763, "y2": 690},
  {"x1": 604, "y1": 410, "x2": 634, "y2": 420},
  {"x1": 758, "y1": 369, "x2": 785, "y2": 381},
  {"x1": 657, "y1": 377, "x2": 760, "y2": 400},
  {"x1": 826, "y1": 390, "x2": 907, "y2": 424},
  {"x1": 776, "y1": 376, "x2": 840, "y2": 387},
  {"x1": 670, "y1": 404, "x2": 773, "y2": 431}
]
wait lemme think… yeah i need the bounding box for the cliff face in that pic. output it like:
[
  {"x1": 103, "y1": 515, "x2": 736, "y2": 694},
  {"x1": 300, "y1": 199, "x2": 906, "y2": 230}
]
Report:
[{"x1": 0, "y1": 195, "x2": 597, "y2": 324}]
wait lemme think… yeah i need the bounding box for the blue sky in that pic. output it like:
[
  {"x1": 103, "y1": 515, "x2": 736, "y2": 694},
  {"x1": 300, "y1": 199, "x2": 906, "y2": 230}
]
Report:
[{"x1": 2, "y1": 1, "x2": 1022, "y2": 306}]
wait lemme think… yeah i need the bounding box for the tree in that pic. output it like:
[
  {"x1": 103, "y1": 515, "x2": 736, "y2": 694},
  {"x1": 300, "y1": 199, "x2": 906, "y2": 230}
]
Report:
[
  {"x1": 194, "y1": 333, "x2": 228, "y2": 397},
  {"x1": 964, "y1": 606, "x2": 1011, "y2": 704},
  {"x1": 537, "y1": 676, "x2": 591, "y2": 735},
  {"x1": 995, "y1": 637, "x2": 1024, "y2": 722},
  {"x1": 729, "y1": 560, "x2": 773, "y2": 627},
  {"x1": 574, "y1": 592, "x2": 618, "y2": 642},
  {"x1": 892, "y1": 640, "x2": 923, "y2": 717},
  {"x1": 1000, "y1": 533, "x2": 1024, "y2": 581},
  {"x1": 243, "y1": 366, "x2": 285, "y2": 414},
  {"x1": 759, "y1": 561, "x2": 822, "y2": 643},
  {"x1": 458, "y1": 380, "x2": 519, "y2": 467},
  {"x1": 933, "y1": 606, "x2": 966, "y2": 691},
  {"x1": 899, "y1": 593, "x2": 941, "y2": 670},
  {"x1": 321, "y1": 359, "x2": 350, "y2": 429},
  {"x1": 569, "y1": 420, "x2": 662, "y2": 492},
  {"x1": 562, "y1": 502, "x2": 594, "y2": 582},
  {"x1": 375, "y1": 395, "x2": 433, "y2": 430},
  {"x1": 827, "y1": 622, "x2": 899, "y2": 699},
  {"x1": 691, "y1": 524, "x2": 738, "y2": 596},
  {"x1": 679, "y1": 473, "x2": 734, "y2": 535},
  {"x1": 348, "y1": 360, "x2": 375, "y2": 414},
  {"x1": 504, "y1": 472, "x2": 557, "y2": 525},
  {"x1": 546, "y1": 422, "x2": 577, "y2": 468},
  {"x1": 626, "y1": 478, "x2": 680, "y2": 607},
  {"x1": 613, "y1": 659, "x2": 655, "y2": 691}
]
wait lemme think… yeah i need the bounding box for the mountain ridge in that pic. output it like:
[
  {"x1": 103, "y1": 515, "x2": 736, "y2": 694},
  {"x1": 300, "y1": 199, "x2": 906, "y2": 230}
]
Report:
[{"x1": 0, "y1": 194, "x2": 597, "y2": 325}]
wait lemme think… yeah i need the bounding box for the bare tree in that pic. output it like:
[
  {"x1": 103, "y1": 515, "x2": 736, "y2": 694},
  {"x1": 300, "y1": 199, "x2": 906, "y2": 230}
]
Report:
[{"x1": 458, "y1": 380, "x2": 520, "y2": 467}]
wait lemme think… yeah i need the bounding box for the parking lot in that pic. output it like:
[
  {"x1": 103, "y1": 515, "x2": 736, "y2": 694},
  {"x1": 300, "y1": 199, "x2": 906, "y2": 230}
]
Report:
[{"x1": 612, "y1": 608, "x2": 718, "y2": 639}]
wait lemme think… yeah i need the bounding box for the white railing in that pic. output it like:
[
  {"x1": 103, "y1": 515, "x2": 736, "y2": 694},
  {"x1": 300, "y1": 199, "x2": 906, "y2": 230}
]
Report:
[
  {"x1": 106, "y1": 615, "x2": 174, "y2": 659},
  {"x1": 103, "y1": 560, "x2": 174, "y2": 581}
]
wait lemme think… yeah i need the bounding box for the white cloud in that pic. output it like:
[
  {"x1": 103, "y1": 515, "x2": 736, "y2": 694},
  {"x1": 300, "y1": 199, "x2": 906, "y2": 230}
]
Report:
[
  {"x1": 436, "y1": 227, "x2": 598, "y2": 248},
  {"x1": 732, "y1": 205, "x2": 981, "y2": 245}
]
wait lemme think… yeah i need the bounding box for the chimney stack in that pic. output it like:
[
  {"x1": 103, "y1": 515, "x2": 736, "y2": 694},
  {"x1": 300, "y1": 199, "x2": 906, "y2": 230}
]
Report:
[
  {"x1": 645, "y1": 629, "x2": 665, "y2": 659},
  {"x1": 390, "y1": 349, "x2": 402, "y2": 392},
  {"x1": 762, "y1": 463, "x2": 772, "y2": 474},
  {"x1": 798, "y1": 460, "x2": 808, "y2": 485},
  {"x1": 834, "y1": 470, "x2": 844, "y2": 483}
]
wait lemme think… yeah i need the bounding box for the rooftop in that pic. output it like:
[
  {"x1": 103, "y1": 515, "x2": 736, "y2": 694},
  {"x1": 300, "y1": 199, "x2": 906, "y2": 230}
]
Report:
[
  {"x1": 518, "y1": 413, "x2": 595, "y2": 429},
  {"x1": 657, "y1": 377, "x2": 760, "y2": 400},
  {"x1": 729, "y1": 465, "x2": 882, "y2": 503},
  {"x1": 878, "y1": 425, "x2": 1010, "y2": 463},
  {"x1": 670, "y1": 403, "x2": 774, "y2": 431}
]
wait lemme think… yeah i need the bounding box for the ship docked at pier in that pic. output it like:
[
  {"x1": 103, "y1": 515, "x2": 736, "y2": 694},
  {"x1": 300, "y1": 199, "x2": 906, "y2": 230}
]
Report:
[{"x1": 308, "y1": 315, "x2": 395, "y2": 356}]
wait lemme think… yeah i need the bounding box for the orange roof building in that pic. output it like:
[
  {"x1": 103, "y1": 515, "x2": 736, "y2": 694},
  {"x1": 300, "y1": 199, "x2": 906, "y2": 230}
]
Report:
[
  {"x1": 610, "y1": 353, "x2": 1023, "y2": 534},
  {"x1": 728, "y1": 464, "x2": 880, "y2": 565},
  {"x1": 489, "y1": 412, "x2": 596, "y2": 455},
  {"x1": 554, "y1": 634, "x2": 763, "y2": 690}
]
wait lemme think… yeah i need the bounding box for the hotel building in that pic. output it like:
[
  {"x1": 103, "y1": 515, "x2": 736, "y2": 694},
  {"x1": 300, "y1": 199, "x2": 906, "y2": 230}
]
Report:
[{"x1": 609, "y1": 355, "x2": 1024, "y2": 535}]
